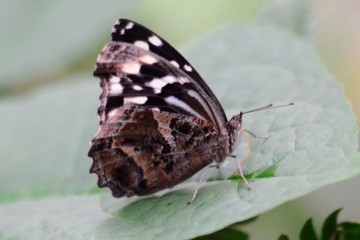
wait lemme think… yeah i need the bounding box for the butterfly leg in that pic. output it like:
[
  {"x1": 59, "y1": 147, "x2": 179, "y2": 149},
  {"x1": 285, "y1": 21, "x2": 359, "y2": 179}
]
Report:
[
  {"x1": 238, "y1": 127, "x2": 253, "y2": 166},
  {"x1": 238, "y1": 127, "x2": 270, "y2": 168},
  {"x1": 230, "y1": 127, "x2": 253, "y2": 190},
  {"x1": 187, "y1": 166, "x2": 212, "y2": 205},
  {"x1": 234, "y1": 154, "x2": 251, "y2": 190}
]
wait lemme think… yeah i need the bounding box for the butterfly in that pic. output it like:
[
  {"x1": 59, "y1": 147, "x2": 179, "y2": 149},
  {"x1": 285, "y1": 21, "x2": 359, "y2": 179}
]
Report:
[{"x1": 88, "y1": 19, "x2": 289, "y2": 199}]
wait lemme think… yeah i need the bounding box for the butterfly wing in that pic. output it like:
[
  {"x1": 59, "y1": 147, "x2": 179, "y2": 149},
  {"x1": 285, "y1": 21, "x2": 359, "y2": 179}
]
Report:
[
  {"x1": 94, "y1": 19, "x2": 227, "y2": 131},
  {"x1": 89, "y1": 19, "x2": 232, "y2": 197}
]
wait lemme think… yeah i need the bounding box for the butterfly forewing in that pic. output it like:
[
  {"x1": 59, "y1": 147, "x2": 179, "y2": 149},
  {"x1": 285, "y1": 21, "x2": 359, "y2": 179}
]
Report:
[{"x1": 107, "y1": 19, "x2": 228, "y2": 129}]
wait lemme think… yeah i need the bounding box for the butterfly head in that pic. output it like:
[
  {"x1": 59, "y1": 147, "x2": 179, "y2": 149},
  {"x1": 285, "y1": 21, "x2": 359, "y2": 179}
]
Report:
[
  {"x1": 226, "y1": 103, "x2": 294, "y2": 151},
  {"x1": 228, "y1": 112, "x2": 244, "y2": 151}
]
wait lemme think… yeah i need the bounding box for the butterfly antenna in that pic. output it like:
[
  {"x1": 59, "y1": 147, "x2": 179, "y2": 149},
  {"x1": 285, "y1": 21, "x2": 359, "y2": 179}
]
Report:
[
  {"x1": 243, "y1": 103, "x2": 294, "y2": 115},
  {"x1": 231, "y1": 102, "x2": 293, "y2": 186}
]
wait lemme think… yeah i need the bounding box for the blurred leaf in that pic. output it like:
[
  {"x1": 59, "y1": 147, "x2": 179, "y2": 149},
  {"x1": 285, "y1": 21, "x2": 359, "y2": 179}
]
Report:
[
  {"x1": 0, "y1": 77, "x2": 100, "y2": 202},
  {"x1": 195, "y1": 227, "x2": 248, "y2": 240},
  {"x1": 278, "y1": 234, "x2": 290, "y2": 240},
  {"x1": 338, "y1": 222, "x2": 360, "y2": 240},
  {"x1": 321, "y1": 209, "x2": 342, "y2": 240},
  {"x1": 137, "y1": 0, "x2": 269, "y2": 45},
  {"x1": 286, "y1": 209, "x2": 360, "y2": 240},
  {"x1": 0, "y1": 6, "x2": 360, "y2": 240},
  {"x1": 0, "y1": 196, "x2": 109, "y2": 239},
  {"x1": 257, "y1": 0, "x2": 314, "y2": 39},
  {"x1": 300, "y1": 219, "x2": 318, "y2": 240},
  {"x1": 0, "y1": 0, "x2": 139, "y2": 87}
]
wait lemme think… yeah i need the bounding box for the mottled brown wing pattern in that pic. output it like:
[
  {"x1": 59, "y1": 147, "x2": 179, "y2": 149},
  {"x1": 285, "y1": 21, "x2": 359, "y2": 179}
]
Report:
[{"x1": 88, "y1": 106, "x2": 229, "y2": 197}]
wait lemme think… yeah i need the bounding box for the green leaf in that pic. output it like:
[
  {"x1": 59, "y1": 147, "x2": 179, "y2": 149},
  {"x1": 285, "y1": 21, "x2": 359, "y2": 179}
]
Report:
[
  {"x1": 300, "y1": 219, "x2": 319, "y2": 240},
  {"x1": 257, "y1": 0, "x2": 314, "y2": 39},
  {"x1": 0, "y1": 77, "x2": 100, "y2": 203},
  {"x1": 338, "y1": 222, "x2": 360, "y2": 240},
  {"x1": 321, "y1": 209, "x2": 342, "y2": 240},
  {"x1": 278, "y1": 234, "x2": 290, "y2": 240},
  {"x1": 194, "y1": 227, "x2": 249, "y2": 240},
  {"x1": 1, "y1": 10, "x2": 360, "y2": 240},
  {"x1": 0, "y1": 196, "x2": 110, "y2": 239},
  {"x1": 295, "y1": 209, "x2": 360, "y2": 240}
]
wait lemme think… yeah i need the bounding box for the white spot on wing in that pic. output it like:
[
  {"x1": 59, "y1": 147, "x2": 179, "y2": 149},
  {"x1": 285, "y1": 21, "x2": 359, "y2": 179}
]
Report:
[
  {"x1": 165, "y1": 96, "x2": 204, "y2": 120},
  {"x1": 112, "y1": 19, "x2": 121, "y2": 33},
  {"x1": 184, "y1": 64, "x2": 192, "y2": 72},
  {"x1": 162, "y1": 76, "x2": 177, "y2": 84},
  {"x1": 107, "y1": 109, "x2": 118, "y2": 118},
  {"x1": 134, "y1": 41, "x2": 149, "y2": 50},
  {"x1": 109, "y1": 76, "x2": 120, "y2": 84},
  {"x1": 125, "y1": 22, "x2": 134, "y2": 29},
  {"x1": 145, "y1": 78, "x2": 167, "y2": 94},
  {"x1": 146, "y1": 79, "x2": 168, "y2": 89},
  {"x1": 124, "y1": 96, "x2": 148, "y2": 105},
  {"x1": 121, "y1": 63, "x2": 141, "y2": 74},
  {"x1": 148, "y1": 35, "x2": 163, "y2": 46},
  {"x1": 170, "y1": 60, "x2": 180, "y2": 68},
  {"x1": 109, "y1": 83, "x2": 123, "y2": 95},
  {"x1": 132, "y1": 85, "x2": 143, "y2": 91},
  {"x1": 120, "y1": 29, "x2": 125, "y2": 35},
  {"x1": 140, "y1": 55, "x2": 157, "y2": 64},
  {"x1": 145, "y1": 75, "x2": 184, "y2": 94},
  {"x1": 179, "y1": 76, "x2": 190, "y2": 84}
]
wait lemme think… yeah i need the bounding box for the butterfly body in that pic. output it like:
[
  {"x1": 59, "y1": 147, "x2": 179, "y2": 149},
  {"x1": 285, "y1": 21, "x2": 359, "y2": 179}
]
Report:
[{"x1": 88, "y1": 19, "x2": 242, "y2": 197}]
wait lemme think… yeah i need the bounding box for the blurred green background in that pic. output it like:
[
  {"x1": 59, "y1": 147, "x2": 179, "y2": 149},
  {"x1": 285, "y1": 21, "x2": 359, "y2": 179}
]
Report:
[{"x1": 1, "y1": 0, "x2": 359, "y2": 239}]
